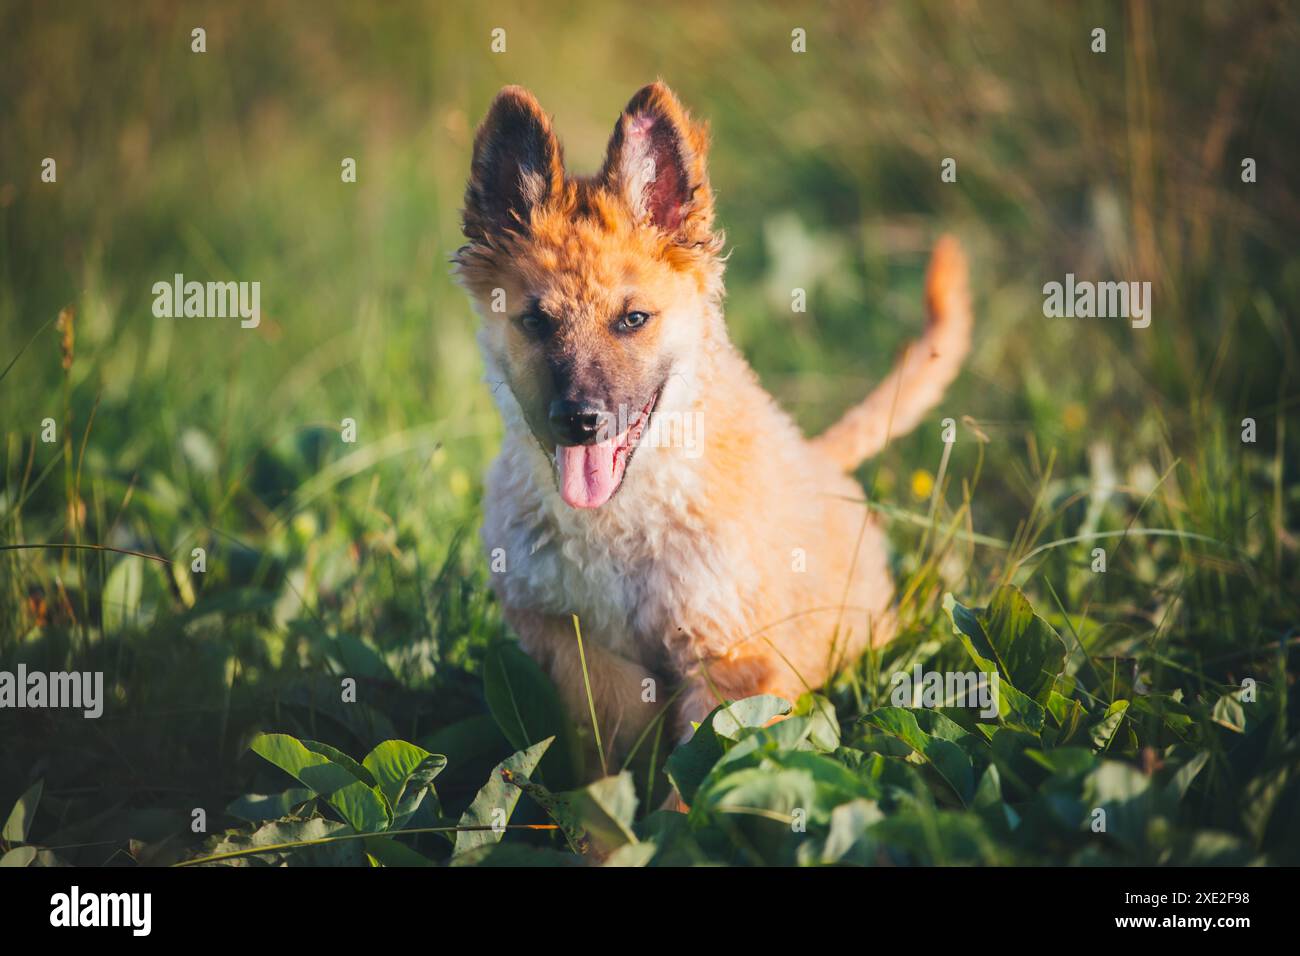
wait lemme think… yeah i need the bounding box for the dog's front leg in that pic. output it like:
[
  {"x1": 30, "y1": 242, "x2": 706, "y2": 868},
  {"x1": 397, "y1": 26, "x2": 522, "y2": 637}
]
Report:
[{"x1": 504, "y1": 608, "x2": 668, "y2": 773}]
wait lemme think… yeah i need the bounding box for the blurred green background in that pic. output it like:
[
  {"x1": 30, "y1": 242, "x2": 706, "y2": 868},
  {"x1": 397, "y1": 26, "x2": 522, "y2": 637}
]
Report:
[{"x1": 1, "y1": 1, "x2": 1297, "y2": 864}]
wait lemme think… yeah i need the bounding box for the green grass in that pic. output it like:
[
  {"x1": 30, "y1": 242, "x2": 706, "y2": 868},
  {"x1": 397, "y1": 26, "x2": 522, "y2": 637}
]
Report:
[{"x1": 1, "y1": 0, "x2": 1297, "y2": 866}]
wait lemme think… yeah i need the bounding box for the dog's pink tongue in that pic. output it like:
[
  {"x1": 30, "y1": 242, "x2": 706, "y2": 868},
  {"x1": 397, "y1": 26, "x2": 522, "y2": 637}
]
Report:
[{"x1": 557, "y1": 441, "x2": 622, "y2": 509}]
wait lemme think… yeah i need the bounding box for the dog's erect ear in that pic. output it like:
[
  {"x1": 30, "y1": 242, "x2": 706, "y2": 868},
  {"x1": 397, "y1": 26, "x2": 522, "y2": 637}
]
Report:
[
  {"x1": 601, "y1": 82, "x2": 715, "y2": 243},
  {"x1": 463, "y1": 86, "x2": 564, "y2": 242}
]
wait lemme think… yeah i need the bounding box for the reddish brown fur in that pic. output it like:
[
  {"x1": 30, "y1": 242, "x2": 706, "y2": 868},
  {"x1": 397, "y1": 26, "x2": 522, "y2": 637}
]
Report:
[{"x1": 455, "y1": 82, "x2": 973, "y2": 786}]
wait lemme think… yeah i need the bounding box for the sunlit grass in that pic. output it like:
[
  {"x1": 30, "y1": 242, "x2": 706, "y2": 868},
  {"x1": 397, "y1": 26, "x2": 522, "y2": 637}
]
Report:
[{"x1": 0, "y1": 1, "x2": 1296, "y2": 865}]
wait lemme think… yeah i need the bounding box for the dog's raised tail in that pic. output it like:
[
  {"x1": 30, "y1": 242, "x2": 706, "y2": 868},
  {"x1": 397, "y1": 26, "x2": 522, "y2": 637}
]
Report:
[{"x1": 811, "y1": 235, "x2": 973, "y2": 472}]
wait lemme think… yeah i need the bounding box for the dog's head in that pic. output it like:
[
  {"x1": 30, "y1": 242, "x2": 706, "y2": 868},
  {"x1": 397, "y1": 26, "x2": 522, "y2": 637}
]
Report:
[{"x1": 455, "y1": 82, "x2": 723, "y2": 509}]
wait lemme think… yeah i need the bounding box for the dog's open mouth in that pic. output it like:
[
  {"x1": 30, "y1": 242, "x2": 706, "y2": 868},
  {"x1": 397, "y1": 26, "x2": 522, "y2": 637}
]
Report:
[{"x1": 555, "y1": 389, "x2": 660, "y2": 509}]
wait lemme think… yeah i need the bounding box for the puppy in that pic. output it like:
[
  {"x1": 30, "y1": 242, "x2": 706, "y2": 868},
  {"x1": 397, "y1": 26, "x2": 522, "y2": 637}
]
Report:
[{"x1": 455, "y1": 82, "x2": 972, "y2": 774}]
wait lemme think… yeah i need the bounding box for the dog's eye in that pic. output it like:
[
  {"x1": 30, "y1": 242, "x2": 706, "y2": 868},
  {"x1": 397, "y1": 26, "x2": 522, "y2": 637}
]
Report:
[
  {"x1": 519, "y1": 311, "x2": 549, "y2": 336},
  {"x1": 618, "y1": 311, "x2": 651, "y2": 332}
]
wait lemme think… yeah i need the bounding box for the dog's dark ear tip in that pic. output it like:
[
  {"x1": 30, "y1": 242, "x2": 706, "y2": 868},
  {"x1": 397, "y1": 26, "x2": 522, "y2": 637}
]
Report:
[
  {"x1": 490, "y1": 86, "x2": 548, "y2": 124},
  {"x1": 476, "y1": 88, "x2": 549, "y2": 147},
  {"x1": 622, "y1": 80, "x2": 680, "y2": 119},
  {"x1": 490, "y1": 84, "x2": 541, "y2": 108},
  {"x1": 465, "y1": 86, "x2": 563, "y2": 240}
]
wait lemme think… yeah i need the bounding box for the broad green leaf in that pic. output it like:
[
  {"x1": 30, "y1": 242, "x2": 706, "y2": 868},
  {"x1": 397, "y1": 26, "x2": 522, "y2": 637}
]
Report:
[
  {"x1": 849, "y1": 750, "x2": 929, "y2": 806},
  {"x1": 695, "y1": 747, "x2": 878, "y2": 825},
  {"x1": 867, "y1": 707, "x2": 974, "y2": 805},
  {"x1": 482, "y1": 641, "x2": 581, "y2": 789},
  {"x1": 1028, "y1": 747, "x2": 1097, "y2": 827},
  {"x1": 454, "y1": 737, "x2": 553, "y2": 856},
  {"x1": 912, "y1": 708, "x2": 976, "y2": 745},
  {"x1": 361, "y1": 739, "x2": 446, "y2": 810},
  {"x1": 794, "y1": 694, "x2": 842, "y2": 752},
  {"x1": 634, "y1": 810, "x2": 692, "y2": 863},
  {"x1": 866, "y1": 807, "x2": 1003, "y2": 865},
  {"x1": 972, "y1": 764, "x2": 1002, "y2": 808},
  {"x1": 391, "y1": 754, "x2": 445, "y2": 830},
  {"x1": 496, "y1": 770, "x2": 587, "y2": 855},
  {"x1": 249, "y1": 733, "x2": 390, "y2": 833},
  {"x1": 603, "y1": 841, "x2": 657, "y2": 867},
  {"x1": 198, "y1": 817, "x2": 363, "y2": 867},
  {"x1": 2, "y1": 779, "x2": 43, "y2": 842},
  {"x1": 1130, "y1": 695, "x2": 1196, "y2": 744},
  {"x1": 362, "y1": 836, "x2": 435, "y2": 867},
  {"x1": 1046, "y1": 691, "x2": 1086, "y2": 745},
  {"x1": 664, "y1": 704, "x2": 725, "y2": 804},
  {"x1": 988, "y1": 728, "x2": 1042, "y2": 798},
  {"x1": 565, "y1": 773, "x2": 640, "y2": 853},
  {"x1": 729, "y1": 714, "x2": 819, "y2": 751},
  {"x1": 225, "y1": 788, "x2": 315, "y2": 823},
  {"x1": 302, "y1": 739, "x2": 377, "y2": 788},
  {"x1": 698, "y1": 766, "x2": 818, "y2": 820},
  {"x1": 944, "y1": 588, "x2": 1066, "y2": 704},
  {"x1": 311, "y1": 778, "x2": 390, "y2": 834},
  {"x1": 253, "y1": 734, "x2": 360, "y2": 792},
  {"x1": 1083, "y1": 760, "x2": 1153, "y2": 848},
  {"x1": 103, "y1": 555, "x2": 144, "y2": 634},
  {"x1": 500, "y1": 769, "x2": 639, "y2": 857},
  {"x1": 330, "y1": 633, "x2": 394, "y2": 681},
  {"x1": 1090, "y1": 700, "x2": 1130, "y2": 751},
  {"x1": 419, "y1": 714, "x2": 510, "y2": 769},
  {"x1": 0, "y1": 848, "x2": 36, "y2": 868},
  {"x1": 978, "y1": 587, "x2": 1067, "y2": 701},
  {"x1": 1211, "y1": 693, "x2": 1247, "y2": 733},
  {"x1": 999, "y1": 682, "x2": 1047, "y2": 731},
  {"x1": 0, "y1": 846, "x2": 37, "y2": 867},
  {"x1": 712, "y1": 695, "x2": 792, "y2": 739},
  {"x1": 1164, "y1": 751, "x2": 1209, "y2": 805},
  {"x1": 820, "y1": 799, "x2": 884, "y2": 864}
]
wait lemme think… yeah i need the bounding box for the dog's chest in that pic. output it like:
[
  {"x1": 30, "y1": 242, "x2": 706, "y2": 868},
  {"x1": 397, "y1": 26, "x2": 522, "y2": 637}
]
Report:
[{"x1": 483, "y1": 444, "x2": 744, "y2": 667}]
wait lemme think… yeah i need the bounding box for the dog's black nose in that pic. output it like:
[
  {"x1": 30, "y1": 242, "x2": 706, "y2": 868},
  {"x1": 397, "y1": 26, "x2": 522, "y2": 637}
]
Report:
[{"x1": 549, "y1": 399, "x2": 608, "y2": 446}]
